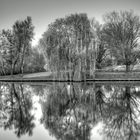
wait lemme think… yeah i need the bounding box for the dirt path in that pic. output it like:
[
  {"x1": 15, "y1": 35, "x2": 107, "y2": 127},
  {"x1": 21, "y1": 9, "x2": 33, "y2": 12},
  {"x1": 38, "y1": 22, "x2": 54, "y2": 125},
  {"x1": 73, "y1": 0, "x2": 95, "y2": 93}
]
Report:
[{"x1": 23, "y1": 72, "x2": 52, "y2": 78}]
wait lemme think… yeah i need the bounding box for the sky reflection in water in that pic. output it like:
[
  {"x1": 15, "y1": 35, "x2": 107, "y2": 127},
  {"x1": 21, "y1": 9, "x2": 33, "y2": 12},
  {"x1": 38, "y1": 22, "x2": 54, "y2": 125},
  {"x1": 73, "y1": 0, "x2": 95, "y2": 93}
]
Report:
[{"x1": 0, "y1": 82, "x2": 140, "y2": 140}]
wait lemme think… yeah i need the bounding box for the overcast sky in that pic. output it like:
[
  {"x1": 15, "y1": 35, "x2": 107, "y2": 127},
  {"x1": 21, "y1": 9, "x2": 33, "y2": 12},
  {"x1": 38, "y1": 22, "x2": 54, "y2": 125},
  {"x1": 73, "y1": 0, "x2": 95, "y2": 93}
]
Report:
[{"x1": 1, "y1": 0, "x2": 140, "y2": 46}]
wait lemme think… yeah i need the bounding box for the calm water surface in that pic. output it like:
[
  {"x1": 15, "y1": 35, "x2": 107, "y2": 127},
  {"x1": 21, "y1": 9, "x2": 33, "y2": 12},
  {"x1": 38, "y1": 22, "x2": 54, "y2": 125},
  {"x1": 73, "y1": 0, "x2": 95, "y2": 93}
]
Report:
[{"x1": 0, "y1": 82, "x2": 140, "y2": 140}]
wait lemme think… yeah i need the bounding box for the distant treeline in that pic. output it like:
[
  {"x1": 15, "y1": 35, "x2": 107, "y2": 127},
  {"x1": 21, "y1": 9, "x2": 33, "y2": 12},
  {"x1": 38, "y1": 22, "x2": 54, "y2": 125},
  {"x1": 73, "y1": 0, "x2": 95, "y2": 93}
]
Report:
[{"x1": 1, "y1": 10, "x2": 140, "y2": 76}]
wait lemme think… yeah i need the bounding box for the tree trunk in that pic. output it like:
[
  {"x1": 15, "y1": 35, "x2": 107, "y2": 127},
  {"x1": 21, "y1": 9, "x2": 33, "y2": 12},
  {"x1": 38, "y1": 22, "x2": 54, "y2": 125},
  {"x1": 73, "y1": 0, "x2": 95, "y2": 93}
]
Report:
[
  {"x1": 11, "y1": 61, "x2": 16, "y2": 75},
  {"x1": 20, "y1": 53, "x2": 24, "y2": 74},
  {"x1": 11, "y1": 64, "x2": 14, "y2": 75},
  {"x1": 20, "y1": 45, "x2": 26, "y2": 74},
  {"x1": 126, "y1": 64, "x2": 130, "y2": 72},
  {"x1": 11, "y1": 55, "x2": 19, "y2": 75}
]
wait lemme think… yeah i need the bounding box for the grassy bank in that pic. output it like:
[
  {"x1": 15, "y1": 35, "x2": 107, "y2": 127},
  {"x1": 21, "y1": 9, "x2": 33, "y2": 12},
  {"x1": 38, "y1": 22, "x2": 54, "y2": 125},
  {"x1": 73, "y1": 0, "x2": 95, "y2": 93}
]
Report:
[{"x1": 0, "y1": 71, "x2": 140, "y2": 82}]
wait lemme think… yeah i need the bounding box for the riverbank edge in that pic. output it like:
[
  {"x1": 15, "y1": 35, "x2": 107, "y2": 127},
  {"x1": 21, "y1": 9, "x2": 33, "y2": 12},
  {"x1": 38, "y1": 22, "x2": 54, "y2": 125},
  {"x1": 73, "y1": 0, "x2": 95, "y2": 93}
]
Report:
[{"x1": 0, "y1": 71, "x2": 140, "y2": 82}]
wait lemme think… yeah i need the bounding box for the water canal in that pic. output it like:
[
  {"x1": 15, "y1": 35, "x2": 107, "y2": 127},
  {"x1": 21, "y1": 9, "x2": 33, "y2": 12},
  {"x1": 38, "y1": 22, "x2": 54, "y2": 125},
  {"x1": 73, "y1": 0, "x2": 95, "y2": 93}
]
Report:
[{"x1": 0, "y1": 82, "x2": 140, "y2": 140}]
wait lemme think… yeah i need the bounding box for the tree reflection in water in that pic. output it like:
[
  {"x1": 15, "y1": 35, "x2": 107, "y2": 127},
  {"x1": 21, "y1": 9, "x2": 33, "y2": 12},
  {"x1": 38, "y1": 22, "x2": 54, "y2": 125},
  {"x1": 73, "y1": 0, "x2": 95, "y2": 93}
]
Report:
[
  {"x1": 102, "y1": 85, "x2": 140, "y2": 140},
  {"x1": 40, "y1": 83, "x2": 94, "y2": 140},
  {"x1": 40, "y1": 83, "x2": 140, "y2": 140},
  {"x1": 0, "y1": 82, "x2": 140, "y2": 140},
  {"x1": 0, "y1": 83, "x2": 35, "y2": 137}
]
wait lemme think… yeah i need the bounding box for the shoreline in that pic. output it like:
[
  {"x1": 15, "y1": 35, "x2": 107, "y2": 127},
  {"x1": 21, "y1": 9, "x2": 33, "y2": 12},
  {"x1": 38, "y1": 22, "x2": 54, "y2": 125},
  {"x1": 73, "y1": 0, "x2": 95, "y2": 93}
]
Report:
[{"x1": 0, "y1": 71, "x2": 140, "y2": 82}]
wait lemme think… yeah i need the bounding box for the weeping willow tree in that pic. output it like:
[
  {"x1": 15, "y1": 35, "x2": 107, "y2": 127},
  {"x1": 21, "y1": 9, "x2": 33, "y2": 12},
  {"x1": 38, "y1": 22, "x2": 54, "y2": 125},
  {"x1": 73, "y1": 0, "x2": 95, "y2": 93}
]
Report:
[{"x1": 39, "y1": 13, "x2": 96, "y2": 80}]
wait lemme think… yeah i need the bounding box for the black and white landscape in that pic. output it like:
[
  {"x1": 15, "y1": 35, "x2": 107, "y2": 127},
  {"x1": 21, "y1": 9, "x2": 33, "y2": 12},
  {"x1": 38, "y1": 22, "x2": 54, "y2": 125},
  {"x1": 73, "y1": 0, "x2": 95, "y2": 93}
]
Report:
[{"x1": 0, "y1": 0, "x2": 140, "y2": 140}]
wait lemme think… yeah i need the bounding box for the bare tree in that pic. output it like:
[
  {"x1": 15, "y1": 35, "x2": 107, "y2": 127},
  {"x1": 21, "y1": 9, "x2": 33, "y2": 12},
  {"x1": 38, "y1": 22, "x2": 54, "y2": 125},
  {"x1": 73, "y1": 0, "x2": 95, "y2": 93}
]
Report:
[{"x1": 103, "y1": 10, "x2": 140, "y2": 72}]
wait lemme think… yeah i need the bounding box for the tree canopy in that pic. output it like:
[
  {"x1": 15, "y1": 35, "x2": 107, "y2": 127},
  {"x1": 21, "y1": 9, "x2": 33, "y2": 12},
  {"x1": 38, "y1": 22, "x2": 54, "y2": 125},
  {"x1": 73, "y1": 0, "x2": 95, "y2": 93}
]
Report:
[
  {"x1": 103, "y1": 10, "x2": 140, "y2": 71},
  {"x1": 1, "y1": 10, "x2": 140, "y2": 76},
  {"x1": 39, "y1": 13, "x2": 98, "y2": 80}
]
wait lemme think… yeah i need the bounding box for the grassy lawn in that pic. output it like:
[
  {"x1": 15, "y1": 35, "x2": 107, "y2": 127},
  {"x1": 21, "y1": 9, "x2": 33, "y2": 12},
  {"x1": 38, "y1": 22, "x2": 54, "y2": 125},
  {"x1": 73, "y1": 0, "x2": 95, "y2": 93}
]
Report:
[
  {"x1": 23, "y1": 72, "x2": 52, "y2": 78},
  {"x1": 104, "y1": 64, "x2": 140, "y2": 71},
  {"x1": 1, "y1": 65, "x2": 140, "y2": 81},
  {"x1": 0, "y1": 72, "x2": 52, "y2": 80}
]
